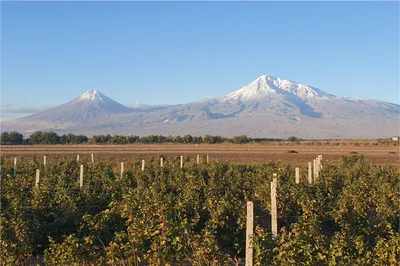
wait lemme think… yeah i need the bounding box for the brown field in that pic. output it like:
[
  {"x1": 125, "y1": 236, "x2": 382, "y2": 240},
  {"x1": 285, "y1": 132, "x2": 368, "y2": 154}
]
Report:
[{"x1": 1, "y1": 143, "x2": 399, "y2": 164}]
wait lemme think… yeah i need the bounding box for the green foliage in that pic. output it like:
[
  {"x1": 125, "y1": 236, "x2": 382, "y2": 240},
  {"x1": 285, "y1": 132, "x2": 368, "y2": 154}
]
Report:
[
  {"x1": 0, "y1": 131, "x2": 24, "y2": 145},
  {"x1": 1, "y1": 155, "x2": 398, "y2": 265},
  {"x1": 29, "y1": 131, "x2": 60, "y2": 144},
  {"x1": 2, "y1": 130, "x2": 241, "y2": 145},
  {"x1": 232, "y1": 135, "x2": 249, "y2": 144},
  {"x1": 60, "y1": 133, "x2": 89, "y2": 144}
]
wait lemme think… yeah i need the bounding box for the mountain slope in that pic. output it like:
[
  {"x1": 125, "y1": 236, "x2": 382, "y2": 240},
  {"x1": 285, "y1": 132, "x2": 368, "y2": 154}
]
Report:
[
  {"x1": 1, "y1": 90, "x2": 134, "y2": 132},
  {"x1": 30, "y1": 89, "x2": 132, "y2": 123},
  {"x1": 1, "y1": 76, "x2": 399, "y2": 138}
]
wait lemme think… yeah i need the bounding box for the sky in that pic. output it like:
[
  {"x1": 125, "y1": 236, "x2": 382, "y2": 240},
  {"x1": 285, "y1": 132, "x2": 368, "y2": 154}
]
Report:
[{"x1": 1, "y1": 1, "x2": 399, "y2": 121}]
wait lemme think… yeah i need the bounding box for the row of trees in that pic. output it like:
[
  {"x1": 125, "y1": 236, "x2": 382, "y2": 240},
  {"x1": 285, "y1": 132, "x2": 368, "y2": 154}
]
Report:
[
  {"x1": 1, "y1": 131, "x2": 287, "y2": 145},
  {"x1": 0, "y1": 131, "x2": 89, "y2": 145}
]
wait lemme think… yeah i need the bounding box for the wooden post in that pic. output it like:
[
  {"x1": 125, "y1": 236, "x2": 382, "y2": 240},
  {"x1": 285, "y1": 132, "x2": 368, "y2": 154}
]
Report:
[
  {"x1": 246, "y1": 201, "x2": 254, "y2": 266},
  {"x1": 197, "y1": 154, "x2": 200, "y2": 164},
  {"x1": 180, "y1": 155, "x2": 183, "y2": 169},
  {"x1": 43, "y1": 155, "x2": 47, "y2": 166},
  {"x1": 120, "y1": 162, "x2": 124, "y2": 178},
  {"x1": 77, "y1": 155, "x2": 80, "y2": 162},
  {"x1": 206, "y1": 154, "x2": 209, "y2": 163},
  {"x1": 160, "y1": 157, "x2": 164, "y2": 167},
  {"x1": 79, "y1": 164, "x2": 83, "y2": 188},
  {"x1": 295, "y1": 167, "x2": 300, "y2": 184},
  {"x1": 141, "y1": 160, "x2": 145, "y2": 171},
  {"x1": 35, "y1": 169, "x2": 40, "y2": 188},
  {"x1": 308, "y1": 162, "x2": 312, "y2": 184},
  {"x1": 13, "y1": 157, "x2": 17, "y2": 176},
  {"x1": 271, "y1": 175, "x2": 278, "y2": 238},
  {"x1": 91, "y1": 153, "x2": 94, "y2": 163}
]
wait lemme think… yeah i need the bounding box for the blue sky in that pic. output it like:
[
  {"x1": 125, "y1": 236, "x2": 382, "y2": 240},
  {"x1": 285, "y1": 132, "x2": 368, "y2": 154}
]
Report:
[{"x1": 1, "y1": 1, "x2": 399, "y2": 121}]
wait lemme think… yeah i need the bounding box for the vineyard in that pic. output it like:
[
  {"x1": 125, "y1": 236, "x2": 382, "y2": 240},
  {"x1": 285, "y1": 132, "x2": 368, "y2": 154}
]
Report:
[{"x1": 0, "y1": 155, "x2": 399, "y2": 265}]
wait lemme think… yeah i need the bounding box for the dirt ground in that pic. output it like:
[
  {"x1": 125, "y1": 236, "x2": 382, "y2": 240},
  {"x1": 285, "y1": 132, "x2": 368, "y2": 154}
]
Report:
[{"x1": 1, "y1": 143, "x2": 399, "y2": 164}]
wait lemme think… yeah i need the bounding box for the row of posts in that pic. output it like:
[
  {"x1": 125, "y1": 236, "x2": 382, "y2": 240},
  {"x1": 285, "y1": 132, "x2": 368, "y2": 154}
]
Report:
[
  {"x1": 293, "y1": 154, "x2": 322, "y2": 184},
  {"x1": 246, "y1": 172, "x2": 278, "y2": 266},
  {"x1": 246, "y1": 155, "x2": 323, "y2": 266},
  {"x1": 16, "y1": 154, "x2": 322, "y2": 188},
  {"x1": 12, "y1": 153, "x2": 210, "y2": 176},
  {"x1": 29, "y1": 154, "x2": 210, "y2": 188}
]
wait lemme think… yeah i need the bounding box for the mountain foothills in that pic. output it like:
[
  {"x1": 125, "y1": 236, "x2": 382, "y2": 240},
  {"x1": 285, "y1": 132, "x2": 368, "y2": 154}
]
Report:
[{"x1": 1, "y1": 75, "x2": 399, "y2": 139}]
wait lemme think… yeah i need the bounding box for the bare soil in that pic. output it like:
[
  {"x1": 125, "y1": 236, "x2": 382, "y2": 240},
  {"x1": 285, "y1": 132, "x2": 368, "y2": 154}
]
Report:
[{"x1": 1, "y1": 143, "x2": 399, "y2": 164}]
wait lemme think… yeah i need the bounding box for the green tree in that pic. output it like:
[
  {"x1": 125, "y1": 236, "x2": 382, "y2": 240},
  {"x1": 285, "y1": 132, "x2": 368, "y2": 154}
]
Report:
[
  {"x1": 29, "y1": 131, "x2": 44, "y2": 144},
  {"x1": 232, "y1": 135, "x2": 249, "y2": 144},
  {"x1": 182, "y1": 135, "x2": 193, "y2": 144},
  {"x1": 0, "y1": 131, "x2": 24, "y2": 145}
]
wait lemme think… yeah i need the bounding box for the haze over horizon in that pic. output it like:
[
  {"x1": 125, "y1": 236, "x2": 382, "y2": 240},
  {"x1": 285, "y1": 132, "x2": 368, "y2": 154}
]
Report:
[{"x1": 1, "y1": 1, "x2": 399, "y2": 121}]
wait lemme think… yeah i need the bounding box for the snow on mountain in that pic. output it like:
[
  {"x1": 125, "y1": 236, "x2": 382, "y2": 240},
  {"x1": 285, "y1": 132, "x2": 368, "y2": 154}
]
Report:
[
  {"x1": 0, "y1": 90, "x2": 133, "y2": 132},
  {"x1": 79, "y1": 89, "x2": 104, "y2": 102},
  {"x1": 222, "y1": 75, "x2": 334, "y2": 102},
  {"x1": 1, "y1": 76, "x2": 399, "y2": 139}
]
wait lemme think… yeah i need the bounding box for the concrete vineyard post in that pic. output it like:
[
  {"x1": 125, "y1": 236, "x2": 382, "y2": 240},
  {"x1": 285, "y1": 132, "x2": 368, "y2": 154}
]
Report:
[
  {"x1": 271, "y1": 174, "x2": 278, "y2": 238},
  {"x1": 295, "y1": 167, "x2": 300, "y2": 184},
  {"x1": 317, "y1": 155, "x2": 322, "y2": 170},
  {"x1": 142, "y1": 160, "x2": 145, "y2": 171},
  {"x1": 120, "y1": 162, "x2": 124, "y2": 178},
  {"x1": 320, "y1": 158, "x2": 323, "y2": 170},
  {"x1": 13, "y1": 157, "x2": 17, "y2": 176},
  {"x1": 313, "y1": 159, "x2": 317, "y2": 182},
  {"x1": 79, "y1": 164, "x2": 83, "y2": 188},
  {"x1": 180, "y1": 155, "x2": 183, "y2": 169},
  {"x1": 43, "y1": 155, "x2": 47, "y2": 166},
  {"x1": 246, "y1": 201, "x2": 254, "y2": 266},
  {"x1": 35, "y1": 169, "x2": 40, "y2": 188},
  {"x1": 206, "y1": 154, "x2": 209, "y2": 163},
  {"x1": 308, "y1": 162, "x2": 312, "y2": 184},
  {"x1": 77, "y1": 155, "x2": 80, "y2": 162},
  {"x1": 160, "y1": 157, "x2": 164, "y2": 167},
  {"x1": 197, "y1": 154, "x2": 200, "y2": 164},
  {"x1": 91, "y1": 153, "x2": 94, "y2": 163}
]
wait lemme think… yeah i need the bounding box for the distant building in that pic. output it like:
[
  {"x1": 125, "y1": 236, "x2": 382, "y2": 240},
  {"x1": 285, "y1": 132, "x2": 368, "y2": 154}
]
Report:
[{"x1": 392, "y1": 136, "x2": 399, "y2": 142}]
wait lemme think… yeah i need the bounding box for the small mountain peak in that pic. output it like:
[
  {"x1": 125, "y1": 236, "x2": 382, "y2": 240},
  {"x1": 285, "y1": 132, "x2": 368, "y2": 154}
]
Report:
[{"x1": 80, "y1": 89, "x2": 102, "y2": 101}]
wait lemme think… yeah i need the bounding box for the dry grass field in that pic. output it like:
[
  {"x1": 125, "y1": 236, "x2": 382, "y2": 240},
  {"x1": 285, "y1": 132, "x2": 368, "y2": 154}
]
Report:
[{"x1": 1, "y1": 142, "x2": 399, "y2": 164}]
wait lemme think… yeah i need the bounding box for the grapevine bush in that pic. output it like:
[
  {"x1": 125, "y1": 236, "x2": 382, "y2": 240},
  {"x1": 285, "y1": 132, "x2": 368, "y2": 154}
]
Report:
[{"x1": 0, "y1": 155, "x2": 399, "y2": 265}]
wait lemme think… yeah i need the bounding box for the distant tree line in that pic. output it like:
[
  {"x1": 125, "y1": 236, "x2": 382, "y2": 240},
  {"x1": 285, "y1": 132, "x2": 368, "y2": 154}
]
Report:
[{"x1": 0, "y1": 131, "x2": 287, "y2": 145}]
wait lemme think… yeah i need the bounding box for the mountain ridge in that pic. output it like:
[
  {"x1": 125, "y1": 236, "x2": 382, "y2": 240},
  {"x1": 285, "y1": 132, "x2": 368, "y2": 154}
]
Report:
[{"x1": 1, "y1": 75, "x2": 399, "y2": 139}]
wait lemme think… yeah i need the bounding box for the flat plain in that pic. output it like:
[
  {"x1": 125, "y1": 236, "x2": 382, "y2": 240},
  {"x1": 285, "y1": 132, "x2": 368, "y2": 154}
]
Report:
[{"x1": 1, "y1": 142, "x2": 399, "y2": 164}]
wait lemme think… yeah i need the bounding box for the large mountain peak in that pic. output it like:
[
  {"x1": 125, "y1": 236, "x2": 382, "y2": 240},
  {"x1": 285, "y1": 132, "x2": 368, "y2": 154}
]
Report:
[
  {"x1": 223, "y1": 75, "x2": 332, "y2": 102},
  {"x1": 1, "y1": 75, "x2": 398, "y2": 139}
]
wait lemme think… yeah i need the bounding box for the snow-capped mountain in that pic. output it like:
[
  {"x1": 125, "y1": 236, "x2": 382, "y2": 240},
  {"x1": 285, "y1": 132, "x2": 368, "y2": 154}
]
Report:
[
  {"x1": 1, "y1": 89, "x2": 133, "y2": 132},
  {"x1": 221, "y1": 75, "x2": 334, "y2": 102},
  {"x1": 35, "y1": 89, "x2": 132, "y2": 122},
  {"x1": 1, "y1": 76, "x2": 399, "y2": 138}
]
